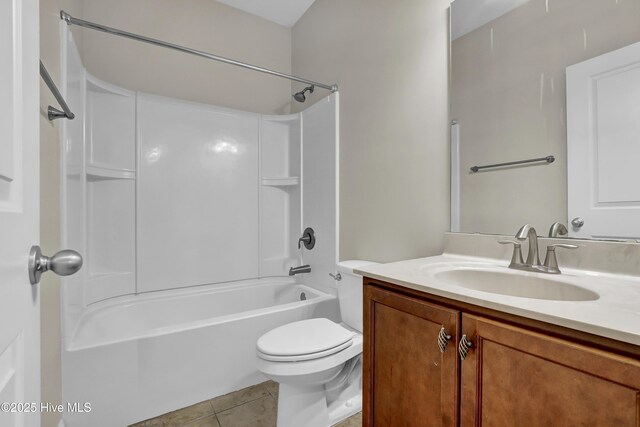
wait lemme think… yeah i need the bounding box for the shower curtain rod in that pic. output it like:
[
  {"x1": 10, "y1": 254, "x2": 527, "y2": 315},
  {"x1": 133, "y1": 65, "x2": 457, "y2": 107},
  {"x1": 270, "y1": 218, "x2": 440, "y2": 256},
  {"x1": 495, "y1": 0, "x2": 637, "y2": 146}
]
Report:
[{"x1": 60, "y1": 11, "x2": 338, "y2": 93}]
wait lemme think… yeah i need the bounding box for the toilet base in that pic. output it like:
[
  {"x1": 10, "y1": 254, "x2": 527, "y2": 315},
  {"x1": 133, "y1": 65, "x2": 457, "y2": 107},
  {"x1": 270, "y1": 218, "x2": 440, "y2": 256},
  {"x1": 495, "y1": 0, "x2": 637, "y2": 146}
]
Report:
[
  {"x1": 327, "y1": 394, "x2": 361, "y2": 426},
  {"x1": 276, "y1": 383, "x2": 361, "y2": 427},
  {"x1": 326, "y1": 356, "x2": 362, "y2": 425},
  {"x1": 277, "y1": 383, "x2": 330, "y2": 427}
]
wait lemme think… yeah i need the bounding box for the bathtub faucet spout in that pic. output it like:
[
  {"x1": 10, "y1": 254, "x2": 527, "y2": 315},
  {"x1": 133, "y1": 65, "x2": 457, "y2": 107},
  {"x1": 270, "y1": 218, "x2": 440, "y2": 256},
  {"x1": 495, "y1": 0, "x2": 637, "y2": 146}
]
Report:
[{"x1": 289, "y1": 265, "x2": 311, "y2": 276}]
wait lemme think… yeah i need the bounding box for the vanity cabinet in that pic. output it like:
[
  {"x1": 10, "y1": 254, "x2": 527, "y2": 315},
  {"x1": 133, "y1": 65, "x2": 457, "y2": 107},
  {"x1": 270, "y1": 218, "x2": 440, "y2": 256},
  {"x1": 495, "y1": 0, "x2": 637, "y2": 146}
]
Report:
[
  {"x1": 460, "y1": 314, "x2": 640, "y2": 427},
  {"x1": 363, "y1": 280, "x2": 640, "y2": 427},
  {"x1": 363, "y1": 285, "x2": 460, "y2": 426}
]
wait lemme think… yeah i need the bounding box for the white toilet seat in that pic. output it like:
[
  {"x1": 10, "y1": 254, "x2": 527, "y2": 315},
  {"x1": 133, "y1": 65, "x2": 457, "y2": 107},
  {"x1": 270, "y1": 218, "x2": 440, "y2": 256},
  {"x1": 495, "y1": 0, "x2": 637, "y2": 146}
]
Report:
[
  {"x1": 258, "y1": 340, "x2": 354, "y2": 362},
  {"x1": 257, "y1": 318, "x2": 355, "y2": 362},
  {"x1": 256, "y1": 333, "x2": 363, "y2": 383}
]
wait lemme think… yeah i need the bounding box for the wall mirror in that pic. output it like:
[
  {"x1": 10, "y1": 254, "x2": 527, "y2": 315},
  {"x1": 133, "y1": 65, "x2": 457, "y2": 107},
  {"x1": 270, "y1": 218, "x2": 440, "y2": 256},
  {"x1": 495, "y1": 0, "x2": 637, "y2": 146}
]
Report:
[{"x1": 450, "y1": 0, "x2": 640, "y2": 240}]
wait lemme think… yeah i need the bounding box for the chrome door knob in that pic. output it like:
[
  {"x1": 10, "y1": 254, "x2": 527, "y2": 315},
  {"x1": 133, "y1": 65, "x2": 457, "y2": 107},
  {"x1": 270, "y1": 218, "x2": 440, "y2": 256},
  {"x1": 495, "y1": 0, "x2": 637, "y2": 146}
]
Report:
[
  {"x1": 28, "y1": 245, "x2": 83, "y2": 285},
  {"x1": 571, "y1": 217, "x2": 585, "y2": 228}
]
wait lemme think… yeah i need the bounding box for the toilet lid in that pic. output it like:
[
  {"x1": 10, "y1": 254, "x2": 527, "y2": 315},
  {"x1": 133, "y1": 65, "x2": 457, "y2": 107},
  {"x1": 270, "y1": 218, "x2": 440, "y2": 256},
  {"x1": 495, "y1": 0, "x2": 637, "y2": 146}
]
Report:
[{"x1": 257, "y1": 318, "x2": 355, "y2": 361}]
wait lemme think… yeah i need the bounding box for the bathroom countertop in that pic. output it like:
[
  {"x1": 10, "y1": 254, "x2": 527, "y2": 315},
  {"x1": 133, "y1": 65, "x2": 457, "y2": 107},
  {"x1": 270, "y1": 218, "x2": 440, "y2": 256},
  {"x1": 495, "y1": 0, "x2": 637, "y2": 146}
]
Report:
[{"x1": 355, "y1": 254, "x2": 640, "y2": 346}]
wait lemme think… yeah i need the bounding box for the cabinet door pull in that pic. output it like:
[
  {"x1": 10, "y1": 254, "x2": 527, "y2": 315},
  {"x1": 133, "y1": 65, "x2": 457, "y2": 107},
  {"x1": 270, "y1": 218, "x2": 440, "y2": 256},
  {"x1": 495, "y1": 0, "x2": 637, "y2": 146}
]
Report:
[
  {"x1": 458, "y1": 335, "x2": 474, "y2": 361},
  {"x1": 438, "y1": 326, "x2": 452, "y2": 353}
]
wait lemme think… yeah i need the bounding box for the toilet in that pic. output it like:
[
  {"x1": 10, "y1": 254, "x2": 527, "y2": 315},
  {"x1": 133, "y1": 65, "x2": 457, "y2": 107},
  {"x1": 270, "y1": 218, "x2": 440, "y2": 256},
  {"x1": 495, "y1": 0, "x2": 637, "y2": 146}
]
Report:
[{"x1": 256, "y1": 260, "x2": 377, "y2": 427}]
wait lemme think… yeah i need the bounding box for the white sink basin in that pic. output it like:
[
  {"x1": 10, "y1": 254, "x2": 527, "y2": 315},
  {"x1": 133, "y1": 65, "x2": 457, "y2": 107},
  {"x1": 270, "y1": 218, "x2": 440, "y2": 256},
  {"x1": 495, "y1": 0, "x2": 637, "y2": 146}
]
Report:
[
  {"x1": 355, "y1": 255, "x2": 640, "y2": 345},
  {"x1": 434, "y1": 268, "x2": 599, "y2": 301}
]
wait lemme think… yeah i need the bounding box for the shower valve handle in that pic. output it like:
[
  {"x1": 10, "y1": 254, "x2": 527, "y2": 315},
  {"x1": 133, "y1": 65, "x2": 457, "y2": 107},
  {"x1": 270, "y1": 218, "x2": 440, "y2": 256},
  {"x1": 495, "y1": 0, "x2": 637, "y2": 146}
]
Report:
[{"x1": 298, "y1": 227, "x2": 316, "y2": 250}]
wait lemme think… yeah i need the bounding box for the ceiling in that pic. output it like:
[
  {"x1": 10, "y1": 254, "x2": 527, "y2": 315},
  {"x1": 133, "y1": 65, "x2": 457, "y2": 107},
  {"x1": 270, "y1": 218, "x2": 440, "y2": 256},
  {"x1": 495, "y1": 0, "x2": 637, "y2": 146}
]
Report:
[
  {"x1": 217, "y1": 0, "x2": 317, "y2": 27},
  {"x1": 451, "y1": 0, "x2": 532, "y2": 40}
]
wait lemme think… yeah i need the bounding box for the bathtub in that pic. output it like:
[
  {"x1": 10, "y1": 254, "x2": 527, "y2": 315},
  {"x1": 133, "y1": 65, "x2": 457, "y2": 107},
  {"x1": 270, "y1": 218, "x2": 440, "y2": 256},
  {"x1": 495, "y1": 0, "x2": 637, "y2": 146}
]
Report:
[{"x1": 61, "y1": 278, "x2": 339, "y2": 427}]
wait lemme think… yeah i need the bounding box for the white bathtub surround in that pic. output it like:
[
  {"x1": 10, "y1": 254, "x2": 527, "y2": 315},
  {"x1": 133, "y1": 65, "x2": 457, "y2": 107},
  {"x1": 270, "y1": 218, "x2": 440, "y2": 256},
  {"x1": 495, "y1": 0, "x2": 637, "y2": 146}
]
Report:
[
  {"x1": 298, "y1": 97, "x2": 340, "y2": 296},
  {"x1": 62, "y1": 26, "x2": 339, "y2": 309},
  {"x1": 60, "y1": 26, "x2": 341, "y2": 427},
  {"x1": 257, "y1": 261, "x2": 377, "y2": 427},
  {"x1": 355, "y1": 232, "x2": 640, "y2": 346},
  {"x1": 137, "y1": 93, "x2": 261, "y2": 292}
]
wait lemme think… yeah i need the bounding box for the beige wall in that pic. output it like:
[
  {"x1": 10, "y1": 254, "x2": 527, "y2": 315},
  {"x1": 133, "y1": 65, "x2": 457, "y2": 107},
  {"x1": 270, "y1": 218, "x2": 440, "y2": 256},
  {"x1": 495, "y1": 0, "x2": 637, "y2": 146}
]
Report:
[
  {"x1": 453, "y1": 0, "x2": 640, "y2": 235},
  {"x1": 80, "y1": 0, "x2": 292, "y2": 114},
  {"x1": 40, "y1": 2, "x2": 83, "y2": 427},
  {"x1": 292, "y1": 0, "x2": 452, "y2": 263}
]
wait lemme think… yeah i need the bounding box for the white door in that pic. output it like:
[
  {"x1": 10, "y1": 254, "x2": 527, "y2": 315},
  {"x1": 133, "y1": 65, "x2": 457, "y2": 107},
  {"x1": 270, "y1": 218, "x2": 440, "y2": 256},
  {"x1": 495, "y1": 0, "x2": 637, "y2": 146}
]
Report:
[
  {"x1": 0, "y1": 0, "x2": 40, "y2": 426},
  {"x1": 567, "y1": 41, "x2": 640, "y2": 240}
]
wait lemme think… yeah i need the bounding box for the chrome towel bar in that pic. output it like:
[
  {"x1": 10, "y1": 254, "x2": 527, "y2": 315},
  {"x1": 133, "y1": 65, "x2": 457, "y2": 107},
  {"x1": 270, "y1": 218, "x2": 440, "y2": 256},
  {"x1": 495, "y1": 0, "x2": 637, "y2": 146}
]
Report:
[
  {"x1": 40, "y1": 61, "x2": 75, "y2": 121},
  {"x1": 470, "y1": 155, "x2": 554, "y2": 173}
]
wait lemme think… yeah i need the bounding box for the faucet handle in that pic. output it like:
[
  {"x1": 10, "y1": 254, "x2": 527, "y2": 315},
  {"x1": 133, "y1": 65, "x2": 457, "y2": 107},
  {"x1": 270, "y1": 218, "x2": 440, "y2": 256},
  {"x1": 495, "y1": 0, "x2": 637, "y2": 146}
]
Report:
[
  {"x1": 498, "y1": 240, "x2": 520, "y2": 245},
  {"x1": 498, "y1": 240, "x2": 524, "y2": 267},
  {"x1": 543, "y1": 244, "x2": 578, "y2": 273},
  {"x1": 547, "y1": 243, "x2": 578, "y2": 250}
]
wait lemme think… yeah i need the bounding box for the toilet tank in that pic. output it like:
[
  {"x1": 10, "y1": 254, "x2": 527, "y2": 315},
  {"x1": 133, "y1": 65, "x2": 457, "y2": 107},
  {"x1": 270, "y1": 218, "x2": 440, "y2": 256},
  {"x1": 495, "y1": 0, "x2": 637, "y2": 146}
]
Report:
[{"x1": 336, "y1": 260, "x2": 379, "y2": 333}]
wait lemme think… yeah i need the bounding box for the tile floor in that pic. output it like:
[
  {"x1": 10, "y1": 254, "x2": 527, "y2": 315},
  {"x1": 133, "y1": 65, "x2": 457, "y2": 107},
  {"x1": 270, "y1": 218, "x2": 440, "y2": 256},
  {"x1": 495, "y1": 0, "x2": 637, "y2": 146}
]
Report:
[{"x1": 129, "y1": 381, "x2": 361, "y2": 427}]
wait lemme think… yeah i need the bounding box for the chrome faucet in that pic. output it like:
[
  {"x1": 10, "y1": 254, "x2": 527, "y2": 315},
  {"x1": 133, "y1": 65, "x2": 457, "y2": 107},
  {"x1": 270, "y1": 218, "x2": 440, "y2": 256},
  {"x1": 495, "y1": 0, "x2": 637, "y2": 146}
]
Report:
[
  {"x1": 289, "y1": 265, "x2": 311, "y2": 276},
  {"x1": 548, "y1": 222, "x2": 568, "y2": 238},
  {"x1": 516, "y1": 224, "x2": 541, "y2": 267},
  {"x1": 499, "y1": 224, "x2": 578, "y2": 274}
]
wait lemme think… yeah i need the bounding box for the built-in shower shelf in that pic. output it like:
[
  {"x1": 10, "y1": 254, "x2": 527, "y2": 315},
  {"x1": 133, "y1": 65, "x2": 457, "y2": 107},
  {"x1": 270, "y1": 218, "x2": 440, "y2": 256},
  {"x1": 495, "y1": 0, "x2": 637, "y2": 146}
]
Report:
[
  {"x1": 261, "y1": 177, "x2": 299, "y2": 187},
  {"x1": 87, "y1": 165, "x2": 135, "y2": 180},
  {"x1": 65, "y1": 164, "x2": 82, "y2": 180},
  {"x1": 86, "y1": 272, "x2": 135, "y2": 304},
  {"x1": 88, "y1": 271, "x2": 134, "y2": 280},
  {"x1": 262, "y1": 113, "x2": 300, "y2": 123}
]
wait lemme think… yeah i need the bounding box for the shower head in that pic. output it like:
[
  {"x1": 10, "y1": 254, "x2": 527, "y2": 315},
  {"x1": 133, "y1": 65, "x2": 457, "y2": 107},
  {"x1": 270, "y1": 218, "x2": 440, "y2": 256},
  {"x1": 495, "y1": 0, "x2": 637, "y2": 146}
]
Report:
[
  {"x1": 293, "y1": 91, "x2": 306, "y2": 103},
  {"x1": 293, "y1": 85, "x2": 314, "y2": 103}
]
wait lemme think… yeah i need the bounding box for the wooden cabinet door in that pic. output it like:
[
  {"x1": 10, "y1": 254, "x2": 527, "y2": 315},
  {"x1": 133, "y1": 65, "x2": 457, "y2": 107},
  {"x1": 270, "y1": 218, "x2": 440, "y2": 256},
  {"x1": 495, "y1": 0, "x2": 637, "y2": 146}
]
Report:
[
  {"x1": 460, "y1": 314, "x2": 640, "y2": 427},
  {"x1": 363, "y1": 284, "x2": 460, "y2": 427}
]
